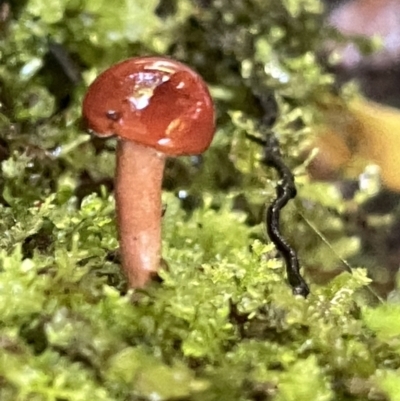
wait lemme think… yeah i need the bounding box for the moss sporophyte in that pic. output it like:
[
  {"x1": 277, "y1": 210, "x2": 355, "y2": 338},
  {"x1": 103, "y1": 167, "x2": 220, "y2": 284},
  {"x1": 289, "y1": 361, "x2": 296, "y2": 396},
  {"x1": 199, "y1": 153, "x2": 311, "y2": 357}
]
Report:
[
  {"x1": 247, "y1": 132, "x2": 309, "y2": 297},
  {"x1": 82, "y1": 56, "x2": 215, "y2": 288}
]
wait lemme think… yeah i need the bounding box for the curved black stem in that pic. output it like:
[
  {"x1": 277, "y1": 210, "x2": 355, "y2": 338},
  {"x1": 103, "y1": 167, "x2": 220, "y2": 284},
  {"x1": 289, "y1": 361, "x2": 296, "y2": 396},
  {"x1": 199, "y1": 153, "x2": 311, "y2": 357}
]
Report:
[{"x1": 248, "y1": 133, "x2": 310, "y2": 297}]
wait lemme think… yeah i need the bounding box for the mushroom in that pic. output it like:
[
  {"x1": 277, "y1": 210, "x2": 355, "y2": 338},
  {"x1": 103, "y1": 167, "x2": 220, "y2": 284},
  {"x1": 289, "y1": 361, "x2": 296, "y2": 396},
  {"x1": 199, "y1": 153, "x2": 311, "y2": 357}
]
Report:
[
  {"x1": 82, "y1": 56, "x2": 215, "y2": 288},
  {"x1": 328, "y1": 0, "x2": 400, "y2": 70}
]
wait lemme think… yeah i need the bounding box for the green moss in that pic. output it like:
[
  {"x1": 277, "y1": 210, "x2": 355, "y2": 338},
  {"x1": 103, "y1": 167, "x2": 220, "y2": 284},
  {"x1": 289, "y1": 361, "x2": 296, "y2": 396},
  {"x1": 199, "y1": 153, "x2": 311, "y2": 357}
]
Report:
[{"x1": 1, "y1": 0, "x2": 399, "y2": 400}]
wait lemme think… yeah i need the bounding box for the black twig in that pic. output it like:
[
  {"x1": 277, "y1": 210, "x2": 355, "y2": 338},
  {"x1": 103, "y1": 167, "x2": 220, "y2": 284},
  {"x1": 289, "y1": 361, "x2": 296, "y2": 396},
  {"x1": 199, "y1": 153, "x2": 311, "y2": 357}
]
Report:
[{"x1": 248, "y1": 133, "x2": 310, "y2": 297}]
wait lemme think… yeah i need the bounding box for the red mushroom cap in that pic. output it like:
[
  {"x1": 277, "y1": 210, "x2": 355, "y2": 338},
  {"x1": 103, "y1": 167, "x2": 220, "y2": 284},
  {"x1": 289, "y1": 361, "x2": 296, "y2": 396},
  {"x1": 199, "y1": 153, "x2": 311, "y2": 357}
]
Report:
[{"x1": 82, "y1": 56, "x2": 215, "y2": 155}]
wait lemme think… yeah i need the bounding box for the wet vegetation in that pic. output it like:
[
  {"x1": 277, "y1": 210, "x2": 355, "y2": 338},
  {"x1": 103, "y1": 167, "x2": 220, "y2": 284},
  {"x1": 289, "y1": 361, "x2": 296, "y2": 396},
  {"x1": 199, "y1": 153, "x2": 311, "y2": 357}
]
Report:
[{"x1": 1, "y1": 0, "x2": 400, "y2": 400}]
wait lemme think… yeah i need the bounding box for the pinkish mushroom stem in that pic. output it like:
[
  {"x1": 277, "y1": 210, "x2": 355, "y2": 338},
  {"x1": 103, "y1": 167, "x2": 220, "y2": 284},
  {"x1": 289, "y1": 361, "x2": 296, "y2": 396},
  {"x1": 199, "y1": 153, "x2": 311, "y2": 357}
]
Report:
[
  {"x1": 82, "y1": 56, "x2": 215, "y2": 289},
  {"x1": 115, "y1": 140, "x2": 166, "y2": 287}
]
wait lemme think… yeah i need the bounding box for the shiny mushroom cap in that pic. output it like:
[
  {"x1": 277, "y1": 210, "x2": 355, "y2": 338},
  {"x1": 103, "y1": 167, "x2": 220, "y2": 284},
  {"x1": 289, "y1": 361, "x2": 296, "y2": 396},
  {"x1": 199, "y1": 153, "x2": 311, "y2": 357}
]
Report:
[{"x1": 82, "y1": 56, "x2": 215, "y2": 156}]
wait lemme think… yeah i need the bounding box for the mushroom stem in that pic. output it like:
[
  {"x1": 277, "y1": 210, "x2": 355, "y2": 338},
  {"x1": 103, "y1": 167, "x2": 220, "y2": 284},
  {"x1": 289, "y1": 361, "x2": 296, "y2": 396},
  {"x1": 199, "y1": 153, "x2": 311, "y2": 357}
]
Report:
[{"x1": 115, "y1": 140, "x2": 166, "y2": 288}]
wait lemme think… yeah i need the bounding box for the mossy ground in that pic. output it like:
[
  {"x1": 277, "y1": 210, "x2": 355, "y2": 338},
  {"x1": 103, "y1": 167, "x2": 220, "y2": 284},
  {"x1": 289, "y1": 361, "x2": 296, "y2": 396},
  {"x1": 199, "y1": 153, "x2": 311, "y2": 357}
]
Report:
[{"x1": 1, "y1": 1, "x2": 400, "y2": 400}]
